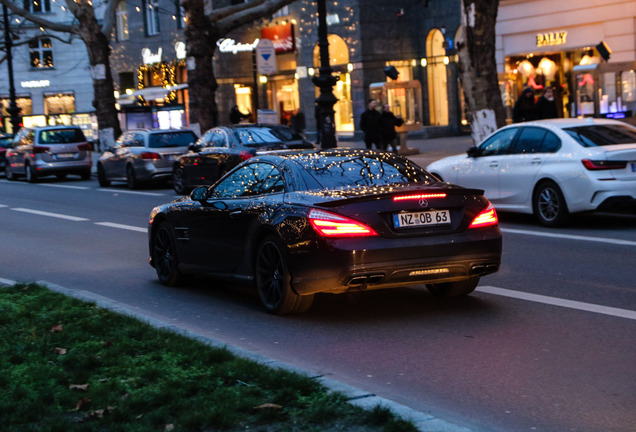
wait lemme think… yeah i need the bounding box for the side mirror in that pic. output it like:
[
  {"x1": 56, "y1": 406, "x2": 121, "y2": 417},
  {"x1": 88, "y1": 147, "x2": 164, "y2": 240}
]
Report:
[
  {"x1": 188, "y1": 143, "x2": 201, "y2": 152},
  {"x1": 467, "y1": 147, "x2": 480, "y2": 158},
  {"x1": 191, "y1": 186, "x2": 208, "y2": 202}
]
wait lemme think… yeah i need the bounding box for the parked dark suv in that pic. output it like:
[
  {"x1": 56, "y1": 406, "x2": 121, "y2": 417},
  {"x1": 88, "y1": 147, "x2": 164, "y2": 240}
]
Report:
[{"x1": 5, "y1": 126, "x2": 92, "y2": 182}]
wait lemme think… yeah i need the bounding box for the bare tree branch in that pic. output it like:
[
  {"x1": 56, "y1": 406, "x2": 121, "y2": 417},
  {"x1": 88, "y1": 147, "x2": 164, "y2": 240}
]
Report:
[{"x1": 0, "y1": 0, "x2": 79, "y2": 34}]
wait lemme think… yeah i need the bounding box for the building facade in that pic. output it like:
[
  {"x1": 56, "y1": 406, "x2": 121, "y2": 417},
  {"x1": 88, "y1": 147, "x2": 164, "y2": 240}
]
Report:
[{"x1": 496, "y1": 0, "x2": 636, "y2": 125}]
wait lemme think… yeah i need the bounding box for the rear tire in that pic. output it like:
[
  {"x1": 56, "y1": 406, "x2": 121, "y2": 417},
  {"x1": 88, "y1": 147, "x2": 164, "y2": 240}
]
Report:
[
  {"x1": 427, "y1": 277, "x2": 479, "y2": 297},
  {"x1": 97, "y1": 164, "x2": 110, "y2": 187},
  {"x1": 25, "y1": 163, "x2": 37, "y2": 183},
  {"x1": 126, "y1": 164, "x2": 138, "y2": 189},
  {"x1": 5, "y1": 166, "x2": 16, "y2": 181},
  {"x1": 152, "y1": 221, "x2": 184, "y2": 286},
  {"x1": 172, "y1": 166, "x2": 188, "y2": 195},
  {"x1": 533, "y1": 180, "x2": 569, "y2": 227},
  {"x1": 255, "y1": 235, "x2": 314, "y2": 315}
]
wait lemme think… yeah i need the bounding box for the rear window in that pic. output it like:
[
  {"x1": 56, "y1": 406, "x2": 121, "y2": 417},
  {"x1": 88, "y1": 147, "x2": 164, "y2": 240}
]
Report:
[
  {"x1": 236, "y1": 128, "x2": 284, "y2": 146},
  {"x1": 148, "y1": 131, "x2": 197, "y2": 148},
  {"x1": 564, "y1": 125, "x2": 636, "y2": 147},
  {"x1": 38, "y1": 128, "x2": 86, "y2": 144},
  {"x1": 292, "y1": 153, "x2": 437, "y2": 190}
]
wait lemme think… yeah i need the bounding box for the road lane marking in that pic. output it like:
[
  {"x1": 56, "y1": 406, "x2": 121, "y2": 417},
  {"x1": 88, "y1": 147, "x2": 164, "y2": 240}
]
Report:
[
  {"x1": 501, "y1": 228, "x2": 636, "y2": 247},
  {"x1": 97, "y1": 188, "x2": 166, "y2": 196},
  {"x1": 478, "y1": 286, "x2": 636, "y2": 321},
  {"x1": 95, "y1": 222, "x2": 146, "y2": 233},
  {"x1": 11, "y1": 208, "x2": 89, "y2": 222},
  {"x1": 38, "y1": 184, "x2": 90, "y2": 190}
]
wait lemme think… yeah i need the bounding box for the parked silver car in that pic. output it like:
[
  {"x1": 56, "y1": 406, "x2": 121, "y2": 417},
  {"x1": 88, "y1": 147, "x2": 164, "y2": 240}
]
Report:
[
  {"x1": 97, "y1": 128, "x2": 197, "y2": 189},
  {"x1": 5, "y1": 126, "x2": 92, "y2": 182}
]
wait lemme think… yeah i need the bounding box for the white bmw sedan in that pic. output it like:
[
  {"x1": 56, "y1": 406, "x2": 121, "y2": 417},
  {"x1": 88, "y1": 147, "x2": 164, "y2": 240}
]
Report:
[{"x1": 426, "y1": 118, "x2": 636, "y2": 226}]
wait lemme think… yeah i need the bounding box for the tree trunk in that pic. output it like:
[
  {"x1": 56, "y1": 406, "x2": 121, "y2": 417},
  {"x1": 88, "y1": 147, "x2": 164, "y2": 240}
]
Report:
[
  {"x1": 183, "y1": 0, "x2": 220, "y2": 134},
  {"x1": 457, "y1": 0, "x2": 506, "y2": 144},
  {"x1": 76, "y1": 5, "x2": 122, "y2": 148}
]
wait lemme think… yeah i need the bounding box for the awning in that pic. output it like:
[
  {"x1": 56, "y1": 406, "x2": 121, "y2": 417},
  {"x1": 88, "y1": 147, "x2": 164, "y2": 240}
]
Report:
[{"x1": 117, "y1": 84, "x2": 188, "y2": 103}]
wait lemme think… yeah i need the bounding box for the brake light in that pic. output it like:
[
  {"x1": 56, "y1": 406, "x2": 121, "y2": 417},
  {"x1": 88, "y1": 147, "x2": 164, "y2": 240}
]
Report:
[
  {"x1": 582, "y1": 159, "x2": 627, "y2": 170},
  {"x1": 469, "y1": 203, "x2": 498, "y2": 229},
  {"x1": 393, "y1": 193, "x2": 447, "y2": 202},
  {"x1": 77, "y1": 143, "x2": 92, "y2": 151},
  {"x1": 308, "y1": 209, "x2": 378, "y2": 237},
  {"x1": 239, "y1": 151, "x2": 253, "y2": 161},
  {"x1": 140, "y1": 152, "x2": 161, "y2": 160}
]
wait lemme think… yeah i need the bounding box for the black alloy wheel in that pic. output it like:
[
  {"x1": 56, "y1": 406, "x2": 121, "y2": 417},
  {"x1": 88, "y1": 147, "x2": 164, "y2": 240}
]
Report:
[
  {"x1": 25, "y1": 162, "x2": 37, "y2": 183},
  {"x1": 152, "y1": 221, "x2": 184, "y2": 286},
  {"x1": 533, "y1": 180, "x2": 569, "y2": 227},
  {"x1": 427, "y1": 277, "x2": 480, "y2": 297},
  {"x1": 255, "y1": 236, "x2": 314, "y2": 315},
  {"x1": 126, "y1": 164, "x2": 138, "y2": 189},
  {"x1": 172, "y1": 166, "x2": 187, "y2": 195},
  {"x1": 97, "y1": 164, "x2": 110, "y2": 187}
]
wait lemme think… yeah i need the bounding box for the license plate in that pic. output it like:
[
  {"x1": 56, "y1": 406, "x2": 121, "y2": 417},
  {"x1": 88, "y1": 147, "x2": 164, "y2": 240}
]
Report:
[
  {"x1": 56, "y1": 153, "x2": 75, "y2": 159},
  {"x1": 393, "y1": 210, "x2": 451, "y2": 228}
]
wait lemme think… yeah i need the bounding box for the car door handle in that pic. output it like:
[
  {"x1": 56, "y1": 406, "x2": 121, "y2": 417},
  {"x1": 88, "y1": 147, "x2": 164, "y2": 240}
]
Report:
[
  {"x1": 229, "y1": 210, "x2": 243, "y2": 218},
  {"x1": 531, "y1": 158, "x2": 542, "y2": 165},
  {"x1": 488, "y1": 161, "x2": 499, "y2": 168}
]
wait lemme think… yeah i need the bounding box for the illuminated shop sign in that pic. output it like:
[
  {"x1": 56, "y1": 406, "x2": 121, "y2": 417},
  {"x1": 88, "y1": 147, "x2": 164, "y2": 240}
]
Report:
[
  {"x1": 141, "y1": 47, "x2": 162, "y2": 64},
  {"x1": 536, "y1": 31, "x2": 567, "y2": 47},
  {"x1": 217, "y1": 38, "x2": 260, "y2": 54},
  {"x1": 21, "y1": 80, "x2": 51, "y2": 88},
  {"x1": 261, "y1": 23, "x2": 295, "y2": 53},
  {"x1": 175, "y1": 42, "x2": 186, "y2": 60}
]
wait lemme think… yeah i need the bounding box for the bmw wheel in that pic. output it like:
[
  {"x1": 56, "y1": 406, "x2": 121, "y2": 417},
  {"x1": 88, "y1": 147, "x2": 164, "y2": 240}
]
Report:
[
  {"x1": 152, "y1": 221, "x2": 184, "y2": 286},
  {"x1": 255, "y1": 236, "x2": 313, "y2": 315},
  {"x1": 427, "y1": 277, "x2": 480, "y2": 297},
  {"x1": 533, "y1": 180, "x2": 569, "y2": 227}
]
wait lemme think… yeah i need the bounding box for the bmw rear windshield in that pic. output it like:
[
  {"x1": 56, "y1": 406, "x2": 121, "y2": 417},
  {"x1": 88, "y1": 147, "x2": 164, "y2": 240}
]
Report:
[
  {"x1": 291, "y1": 152, "x2": 438, "y2": 190},
  {"x1": 236, "y1": 127, "x2": 294, "y2": 146},
  {"x1": 148, "y1": 131, "x2": 197, "y2": 148},
  {"x1": 564, "y1": 124, "x2": 636, "y2": 147}
]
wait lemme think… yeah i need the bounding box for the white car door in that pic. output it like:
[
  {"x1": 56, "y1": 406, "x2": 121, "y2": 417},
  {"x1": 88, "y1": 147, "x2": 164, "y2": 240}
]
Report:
[
  {"x1": 457, "y1": 127, "x2": 519, "y2": 202},
  {"x1": 498, "y1": 126, "x2": 561, "y2": 206}
]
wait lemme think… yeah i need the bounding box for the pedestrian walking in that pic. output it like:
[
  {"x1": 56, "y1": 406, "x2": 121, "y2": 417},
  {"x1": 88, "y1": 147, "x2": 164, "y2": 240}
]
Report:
[
  {"x1": 380, "y1": 104, "x2": 404, "y2": 153},
  {"x1": 512, "y1": 87, "x2": 538, "y2": 123},
  {"x1": 359, "y1": 99, "x2": 383, "y2": 150}
]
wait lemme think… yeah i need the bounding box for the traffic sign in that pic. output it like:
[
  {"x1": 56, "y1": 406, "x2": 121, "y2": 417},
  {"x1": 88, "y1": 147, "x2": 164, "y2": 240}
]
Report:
[{"x1": 256, "y1": 39, "x2": 277, "y2": 75}]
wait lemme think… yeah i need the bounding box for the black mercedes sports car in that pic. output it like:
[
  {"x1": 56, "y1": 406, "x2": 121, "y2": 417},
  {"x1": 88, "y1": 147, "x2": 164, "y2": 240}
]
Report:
[
  {"x1": 171, "y1": 124, "x2": 314, "y2": 194},
  {"x1": 149, "y1": 149, "x2": 502, "y2": 315}
]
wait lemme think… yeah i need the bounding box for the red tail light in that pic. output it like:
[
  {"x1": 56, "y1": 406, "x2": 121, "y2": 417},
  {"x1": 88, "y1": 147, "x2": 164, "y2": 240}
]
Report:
[
  {"x1": 393, "y1": 193, "x2": 447, "y2": 202},
  {"x1": 469, "y1": 203, "x2": 498, "y2": 229},
  {"x1": 239, "y1": 151, "x2": 254, "y2": 161},
  {"x1": 77, "y1": 143, "x2": 92, "y2": 151},
  {"x1": 140, "y1": 152, "x2": 161, "y2": 160},
  {"x1": 582, "y1": 159, "x2": 627, "y2": 170},
  {"x1": 308, "y1": 209, "x2": 378, "y2": 237}
]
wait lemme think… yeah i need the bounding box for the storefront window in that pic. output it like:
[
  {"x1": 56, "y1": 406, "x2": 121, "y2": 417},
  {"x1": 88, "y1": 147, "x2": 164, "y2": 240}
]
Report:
[
  {"x1": 386, "y1": 60, "x2": 414, "y2": 81},
  {"x1": 44, "y1": 93, "x2": 75, "y2": 115},
  {"x1": 621, "y1": 70, "x2": 635, "y2": 103},
  {"x1": 234, "y1": 84, "x2": 253, "y2": 119},
  {"x1": 269, "y1": 78, "x2": 298, "y2": 126},
  {"x1": 426, "y1": 29, "x2": 449, "y2": 126}
]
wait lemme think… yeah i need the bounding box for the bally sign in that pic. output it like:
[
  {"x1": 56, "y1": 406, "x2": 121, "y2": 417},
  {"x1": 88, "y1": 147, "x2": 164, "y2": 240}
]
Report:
[
  {"x1": 536, "y1": 31, "x2": 567, "y2": 47},
  {"x1": 261, "y1": 23, "x2": 295, "y2": 53}
]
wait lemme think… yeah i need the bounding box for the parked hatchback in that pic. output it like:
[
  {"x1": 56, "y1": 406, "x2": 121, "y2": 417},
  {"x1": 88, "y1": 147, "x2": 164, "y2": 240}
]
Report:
[
  {"x1": 97, "y1": 128, "x2": 197, "y2": 189},
  {"x1": 171, "y1": 124, "x2": 314, "y2": 194},
  {"x1": 5, "y1": 126, "x2": 92, "y2": 182},
  {"x1": 0, "y1": 133, "x2": 13, "y2": 175}
]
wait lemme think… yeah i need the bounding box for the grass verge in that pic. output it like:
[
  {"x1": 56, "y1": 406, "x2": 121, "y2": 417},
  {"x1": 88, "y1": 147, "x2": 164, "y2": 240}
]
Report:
[{"x1": 0, "y1": 283, "x2": 418, "y2": 432}]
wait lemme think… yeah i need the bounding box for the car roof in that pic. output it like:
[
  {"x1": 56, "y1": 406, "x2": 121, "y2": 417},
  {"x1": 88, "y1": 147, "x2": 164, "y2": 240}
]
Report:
[
  {"x1": 31, "y1": 125, "x2": 83, "y2": 131},
  {"x1": 126, "y1": 128, "x2": 194, "y2": 134},
  {"x1": 509, "y1": 118, "x2": 634, "y2": 130}
]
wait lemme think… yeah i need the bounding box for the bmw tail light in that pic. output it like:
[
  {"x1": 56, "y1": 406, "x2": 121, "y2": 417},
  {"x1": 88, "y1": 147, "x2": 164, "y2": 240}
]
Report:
[
  {"x1": 469, "y1": 203, "x2": 498, "y2": 229},
  {"x1": 582, "y1": 159, "x2": 627, "y2": 170},
  {"x1": 140, "y1": 152, "x2": 161, "y2": 160},
  {"x1": 308, "y1": 209, "x2": 378, "y2": 237},
  {"x1": 239, "y1": 151, "x2": 253, "y2": 161}
]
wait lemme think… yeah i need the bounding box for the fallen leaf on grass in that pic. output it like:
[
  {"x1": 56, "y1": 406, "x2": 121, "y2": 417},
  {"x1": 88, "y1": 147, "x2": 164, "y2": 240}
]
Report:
[
  {"x1": 54, "y1": 347, "x2": 67, "y2": 355},
  {"x1": 164, "y1": 424, "x2": 175, "y2": 431},
  {"x1": 253, "y1": 403, "x2": 284, "y2": 410},
  {"x1": 75, "y1": 397, "x2": 92, "y2": 411},
  {"x1": 69, "y1": 384, "x2": 90, "y2": 391},
  {"x1": 50, "y1": 324, "x2": 63, "y2": 333}
]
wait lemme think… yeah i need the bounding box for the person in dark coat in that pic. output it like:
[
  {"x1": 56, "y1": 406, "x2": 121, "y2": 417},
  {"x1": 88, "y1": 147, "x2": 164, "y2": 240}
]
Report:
[
  {"x1": 536, "y1": 87, "x2": 559, "y2": 119},
  {"x1": 229, "y1": 105, "x2": 250, "y2": 124},
  {"x1": 512, "y1": 87, "x2": 538, "y2": 123},
  {"x1": 359, "y1": 99, "x2": 382, "y2": 150},
  {"x1": 380, "y1": 104, "x2": 404, "y2": 153}
]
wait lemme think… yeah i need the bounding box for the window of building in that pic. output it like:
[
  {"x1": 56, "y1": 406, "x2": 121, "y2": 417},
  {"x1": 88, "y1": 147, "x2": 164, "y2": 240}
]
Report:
[
  {"x1": 116, "y1": 2, "x2": 129, "y2": 41},
  {"x1": 119, "y1": 72, "x2": 135, "y2": 93},
  {"x1": 175, "y1": 4, "x2": 186, "y2": 29},
  {"x1": 44, "y1": 92, "x2": 75, "y2": 115},
  {"x1": 144, "y1": 0, "x2": 160, "y2": 36},
  {"x1": 23, "y1": 0, "x2": 50, "y2": 13},
  {"x1": 273, "y1": 6, "x2": 289, "y2": 17},
  {"x1": 386, "y1": 60, "x2": 414, "y2": 81},
  {"x1": 1, "y1": 97, "x2": 32, "y2": 116},
  {"x1": 426, "y1": 29, "x2": 449, "y2": 126},
  {"x1": 29, "y1": 38, "x2": 53, "y2": 69}
]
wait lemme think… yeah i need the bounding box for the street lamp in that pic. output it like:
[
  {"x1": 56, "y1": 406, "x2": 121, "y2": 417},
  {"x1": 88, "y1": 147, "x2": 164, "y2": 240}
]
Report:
[
  {"x1": 2, "y1": 3, "x2": 21, "y2": 133},
  {"x1": 312, "y1": 0, "x2": 338, "y2": 149}
]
